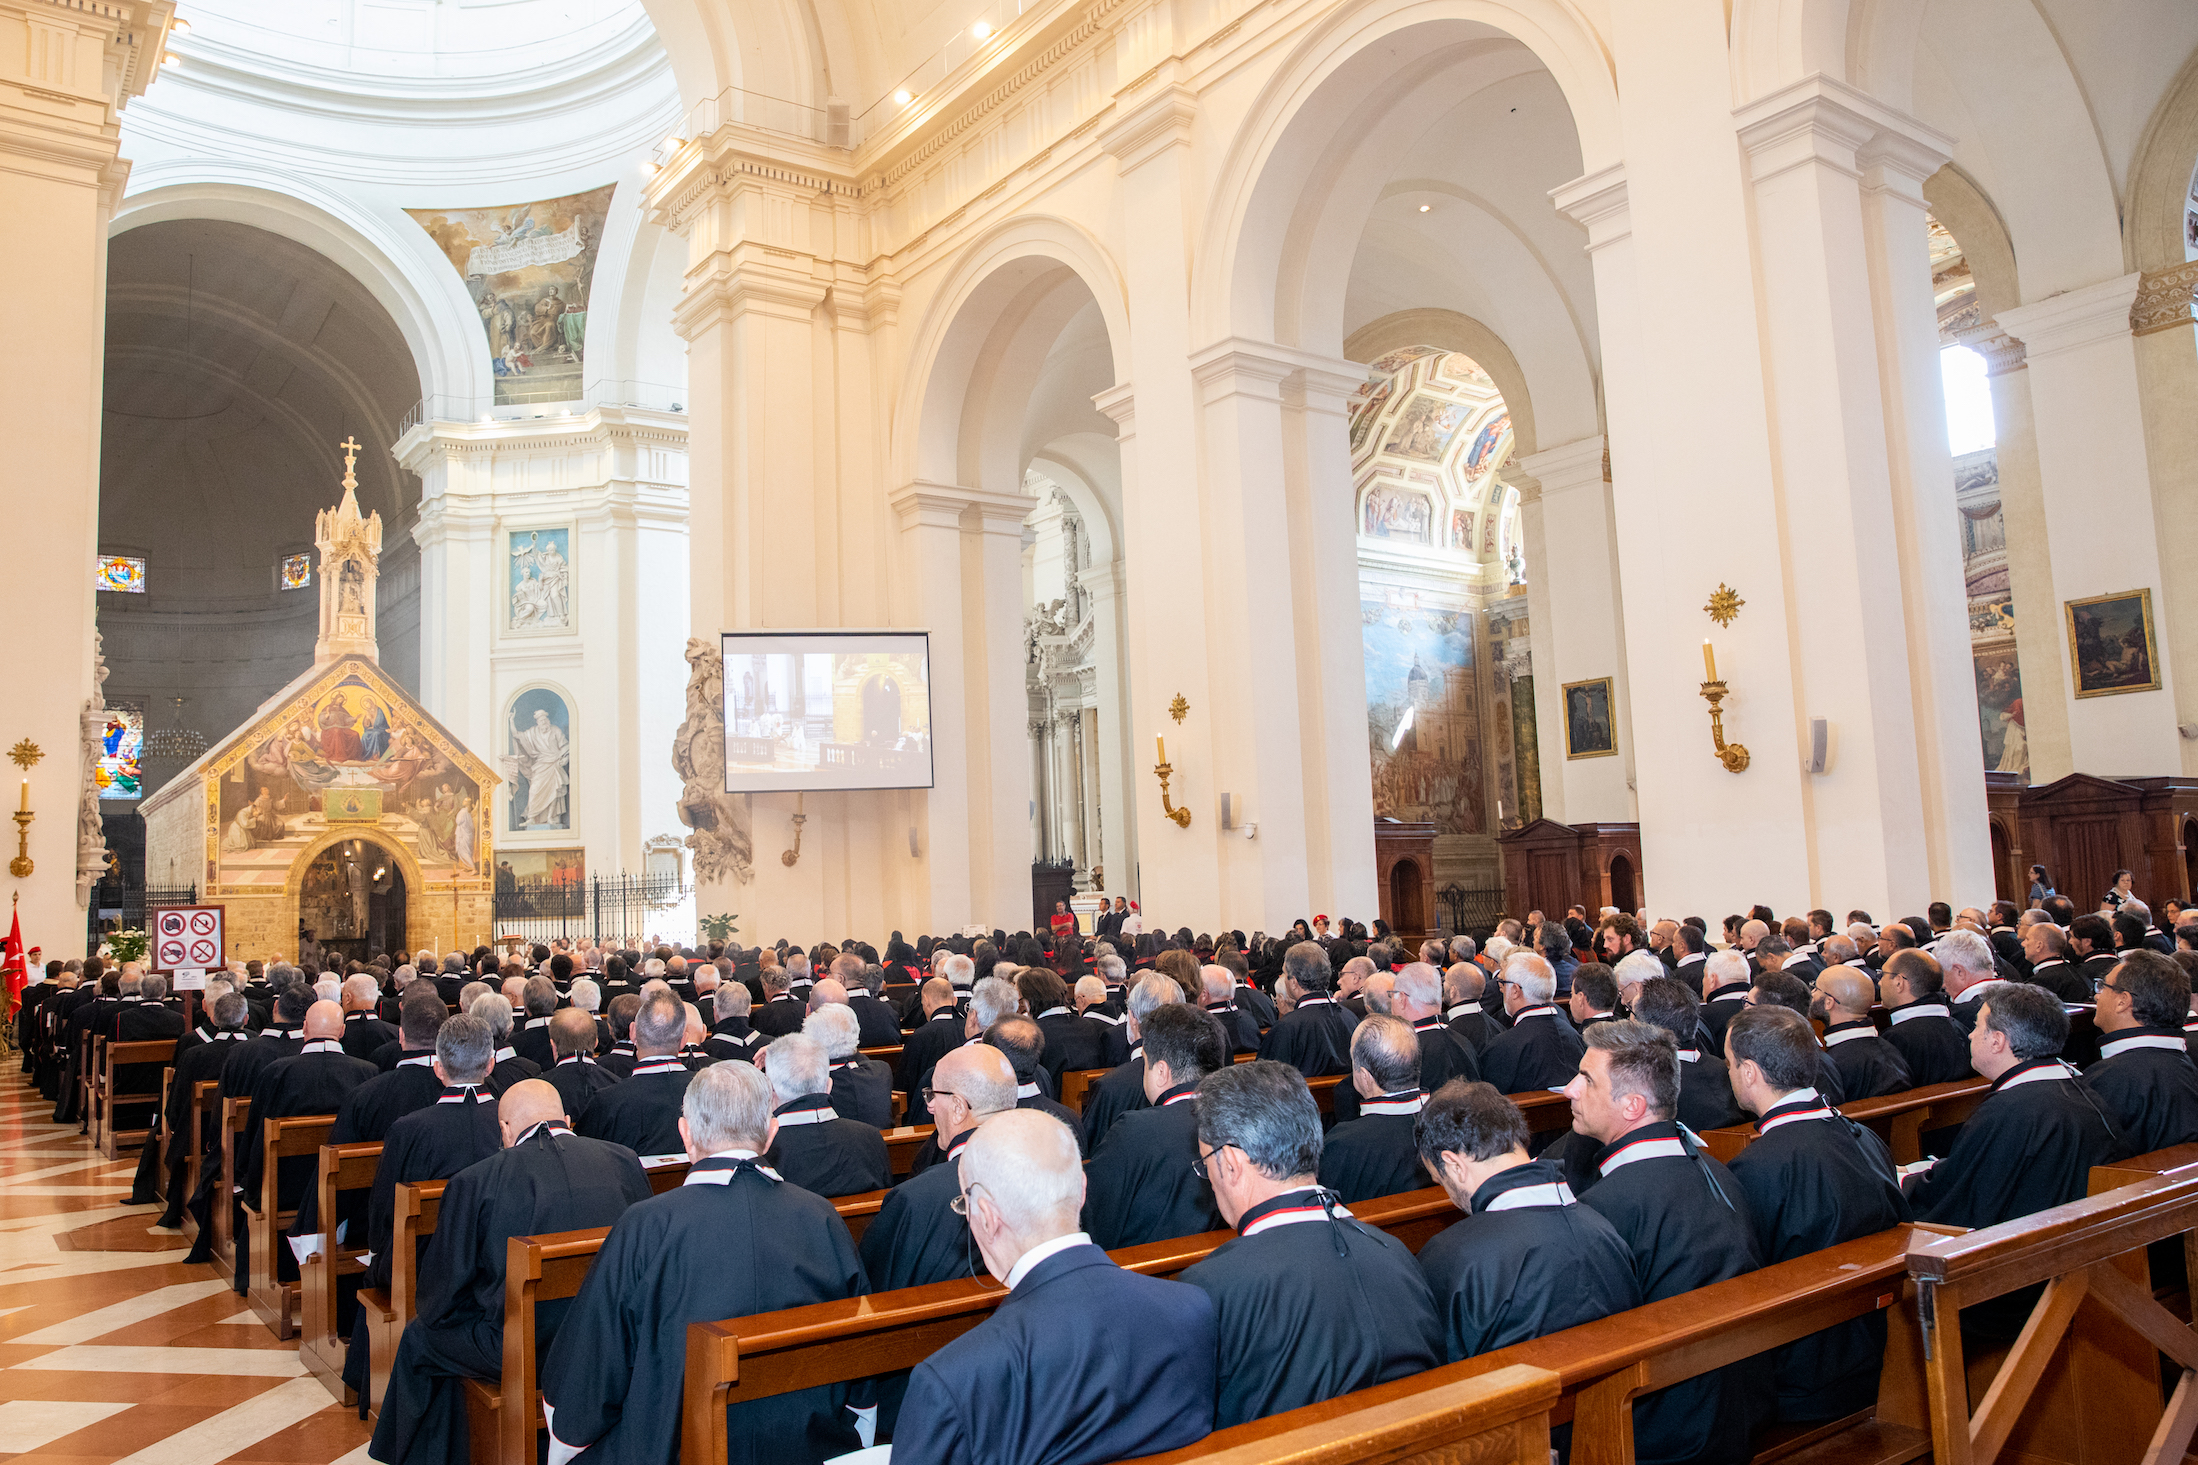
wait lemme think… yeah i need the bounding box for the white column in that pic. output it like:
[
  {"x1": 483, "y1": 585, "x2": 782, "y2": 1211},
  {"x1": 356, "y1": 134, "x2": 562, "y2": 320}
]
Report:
[
  {"x1": 1517, "y1": 436, "x2": 1634, "y2": 824},
  {"x1": 972, "y1": 496, "x2": 1034, "y2": 925},
  {"x1": 1079, "y1": 706, "x2": 1102, "y2": 879},
  {"x1": 1998, "y1": 276, "x2": 2185, "y2": 774},
  {"x1": 891, "y1": 485, "x2": 979, "y2": 930},
  {"x1": 3, "y1": 1, "x2": 173, "y2": 950},
  {"x1": 1078, "y1": 558, "x2": 1135, "y2": 897}
]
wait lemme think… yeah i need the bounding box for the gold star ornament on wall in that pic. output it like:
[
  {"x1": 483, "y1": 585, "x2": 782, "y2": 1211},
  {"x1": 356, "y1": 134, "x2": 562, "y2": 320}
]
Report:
[
  {"x1": 7, "y1": 740, "x2": 41, "y2": 770},
  {"x1": 1704, "y1": 584, "x2": 1745, "y2": 628}
]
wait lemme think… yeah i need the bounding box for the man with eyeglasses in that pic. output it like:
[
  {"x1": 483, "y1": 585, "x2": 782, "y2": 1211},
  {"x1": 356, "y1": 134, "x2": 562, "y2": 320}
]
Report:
[
  {"x1": 2081, "y1": 949, "x2": 2198, "y2": 1154},
  {"x1": 860, "y1": 1045, "x2": 1018, "y2": 1291},
  {"x1": 1256, "y1": 942, "x2": 1358, "y2": 1078},
  {"x1": 1177, "y1": 1061, "x2": 1440, "y2": 1428},
  {"x1": 1476, "y1": 952, "x2": 1586, "y2": 1096},
  {"x1": 1082, "y1": 1003, "x2": 1226, "y2": 1248},
  {"x1": 891, "y1": 1111, "x2": 1216, "y2": 1465}
]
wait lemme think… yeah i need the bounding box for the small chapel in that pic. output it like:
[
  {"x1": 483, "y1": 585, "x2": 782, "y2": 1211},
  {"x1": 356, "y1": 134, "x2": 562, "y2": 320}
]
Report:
[{"x1": 9, "y1": 1, "x2": 2198, "y2": 1463}]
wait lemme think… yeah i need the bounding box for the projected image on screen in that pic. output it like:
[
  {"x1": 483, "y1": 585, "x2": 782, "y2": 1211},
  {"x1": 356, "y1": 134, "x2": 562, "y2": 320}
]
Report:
[{"x1": 721, "y1": 630, "x2": 935, "y2": 792}]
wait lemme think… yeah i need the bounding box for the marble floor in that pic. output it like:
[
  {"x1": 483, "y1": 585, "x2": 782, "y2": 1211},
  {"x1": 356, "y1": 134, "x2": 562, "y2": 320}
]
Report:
[{"x1": 0, "y1": 1070, "x2": 372, "y2": 1464}]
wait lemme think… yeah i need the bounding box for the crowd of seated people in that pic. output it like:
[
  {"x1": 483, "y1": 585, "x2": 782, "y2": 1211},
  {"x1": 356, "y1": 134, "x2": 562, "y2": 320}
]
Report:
[{"x1": 19, "y1": 879, "x2": 2198, "y2": 1465}]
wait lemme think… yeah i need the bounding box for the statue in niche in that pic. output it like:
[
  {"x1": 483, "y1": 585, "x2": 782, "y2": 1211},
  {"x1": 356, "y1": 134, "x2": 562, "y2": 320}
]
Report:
[
  {"x1": 506, "y1": 709, "x2": 570, "y2": 828},
  {"x1": 338, "y1": 559, "x2": 366, "y2": 615},
  {"x1": 673, "y1": 637, "x2": 753, "y2": 885}
]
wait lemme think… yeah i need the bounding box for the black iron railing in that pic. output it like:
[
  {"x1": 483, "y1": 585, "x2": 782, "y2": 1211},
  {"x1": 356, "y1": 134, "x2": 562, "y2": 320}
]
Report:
[
  {"x1": 87, "y1": 882, "x2": 198, "y2": 957},
  {"x1": 491, "y1": 871, "x2": 689, "y2": 947},
  {"x1": 1435, "y1": 883, "x2": 1506, "y2": 941}
]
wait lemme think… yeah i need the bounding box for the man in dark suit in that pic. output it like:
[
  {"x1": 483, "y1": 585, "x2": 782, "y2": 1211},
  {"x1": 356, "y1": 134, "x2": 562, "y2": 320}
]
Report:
[{"x1": 891, "y1": 1110, "x2": 1217, "y2": 1465}]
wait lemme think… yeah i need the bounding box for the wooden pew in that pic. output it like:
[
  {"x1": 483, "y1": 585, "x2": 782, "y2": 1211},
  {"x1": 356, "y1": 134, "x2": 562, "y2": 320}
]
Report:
[
  {"x1": 216, "y1": 1096, "x2": 250, "y2": 1274},
  {"x1": 1059, "y1": 1067, "x2": 1109, "y2": 1113},
  {"x1": 677, "y1": 1186, "x2": 1466, "y2": 1465},
  {"x1": 884, "y1": 1126, "x2": 933, "y2": 1177},
  {"x1": 154, "y1": 1067, "x2": 173, "y2": 1202},
  {"x1": 99, "y1": 1039, "x2": 176, "y2": 1160},
  {"x1": 369, "y1": 1177, "x2": 451, "y2": 1426},
  {"x1": 186, "y1": 1080, "x2": 221, "y2": 1229},
  {"x1": 300, "y1": 1141, "x2": 383, "y2": 1402},
  {"x1": 1132, "y1": 1363, "x2": 1560, "y2": 1465},
  {"x1": 248, "y1": 1113, "x2": 338, "y2": 1338},
  {"x1": 81, "y1": 1033, "x2": 104, "y2": 1140},
  {"x1": 1696, "y1": 1076, "x2": 1995, "y2": 1167},
  {"x1": 1909, "y1": 1161, "x2": 2198, "y2": 1465}
]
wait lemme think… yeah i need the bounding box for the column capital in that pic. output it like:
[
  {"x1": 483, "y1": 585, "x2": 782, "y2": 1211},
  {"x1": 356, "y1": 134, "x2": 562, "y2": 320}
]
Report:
[
  {"x1": 645, "y1": 126, "x2": 859, "y2": 238},
  {"x1": 1187, "y1": 337, "x2": 1362, "y2": 405},
  {"x1": 1099, "y1": 83, "x2": 1197, "y2": 176},
  {"x1": 888, "y1": 480, "x2": 1033, "y2": 533},
  {"x1": 672, "y1": 249, "x2": 830, "y2": 339},
  {"x1": 2132, "y1": 260, "x2": 2198, "y2": 338},
  {"x1": 1091, "y1": 382, "x2": 1137, "y2": 434},
  {"x1": 1734, "y1": 75, "x2": 1952, "y2": 190},
  {"x1": 1997, "y1": 273, "x2": 2144, "y2": 361},
  {"x1": 1550, "y1": 164, "x2": 1630, "y2": 251},
  {"x1": 1958, "y1": 326, "x2": 2027, "y2": 377},
  {"x1": 1519, "y1": 434, "x2": 1607, "y2": 498}
]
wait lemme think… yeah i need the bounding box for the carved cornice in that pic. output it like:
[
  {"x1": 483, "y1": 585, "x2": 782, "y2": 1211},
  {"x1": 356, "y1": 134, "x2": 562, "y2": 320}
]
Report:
[
  {"x1": 2131, "y1": 260, "x2": 2198, "y2": 338},
  {"x1": 1963, "y1": 328, "x2": 2027, "y2": 377}
]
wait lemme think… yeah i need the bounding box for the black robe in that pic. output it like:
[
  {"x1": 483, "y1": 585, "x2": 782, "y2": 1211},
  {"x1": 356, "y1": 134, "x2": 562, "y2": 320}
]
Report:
[
  {"x1": 2028, "y1": 958, "x2": 2093, "y2": 1004},
  {"x1": 1317, "y1": 1096, "x2": 1431, "y2": 1202},
  {"x1": 1179, "y1": 1189, "x2": 1442, "y2": 1428},
  {"x1": 858, "y1": 1130, "x2": 977, "y2": 1290},
  {"x1": 1579, "y1": 1122, "x2": 1762, "y2": 1465},
  {"x1": 544, "y1": 1054, "x2": 620, "y2": 1125},
  {"x1": 704, "y1": 1018, "x2": 762, "y2": 1065},
  {"x1": 2084, "y1": 1030, "x2": 2198, "y2": 1155},
  {"x1": 750, "y1": 993, "x2": 808, "y2": 1037},
  {"x1": 1908, "y1": 1060, "x2": 2129, "y2": 1229},
  {"x1": 486, "y1": 1048, "x2": 542, "y2": 1096},
  {"x1": 1417, "y1": 1158, "x2": 1640, "y2": 1360},
  {"x1": 1330, "y1": 1021, "x2": 1478, "y2": 1126},
  {"x1": 512, "y1": 1016, "x2": 557, "y2": 1070},
  {"x1": 1036, "y1": 1009, "x2": 1109, "y2": 1085},
  {"x1": 1883, "y1": 1002, "x2": 1973, "y2": 1086},
  {"x1": 898, "y1": 1012, "x2": 966, "y2": 1128},
  {"x1": 1672, "y1": 1048, "x2": 1744, "y2": 1133},
  {"x1": 1234, "y1": 982, "x2": 1278, "y2": 1030},
  {"x1": 292, "y1": 1055, "x2": 442, "y2": 1238},
  {"x1": 828, "y1": 1056, "x2": 895, "y2": 1129},
  {"x1": 1727, "y1": 1092, "x2": 1911, "y2": 1423},
  {"x1": 341, "y1": 1011, "x2": 399, "y2": 1060},
  {"x1": 136, "y1": 1028, "x2": 252, "y2": 1215},
  {"x1": 1697, "y1": 989, "x2": 1752, "y2": 1052},
  {"x1": 597, "y1": 1040, "x2": 638, "y2": 1080},
  {"x1": 1823, "y1": 1022, "x2": 1914, "y2": 1100},
  {"x1": 766, "y1": 1095, "x2": 892, "y2": 1196},
  {"x1": 577, "y1": 1060, "x2": 693, "y2": 1159},
  {"x1": 237, "y1": 1043, "x2": 379, "y2": 1290},
  {"x1": 1080, "y1": 1053, "x2": 1149, "y2": 1152},
  {"x1": 848, "y1": 993, "x2": 904, "y2": 1048},
  {"x1": 1204, "y1": 1004, "x2": 1262, "y2": 1056},
  {"x1": 1256, "y1": 997, "x2": 1358, "y2": 1077},
  {"x1": 367, "y1": 1123, "x2": 652, "y2": 1465},
  {"x1": 1445, "y1": 1002, "x2": 1499, "y2": 1055},
  {"x1": 1477, "y1": 1008, "x2": 1586, "y2": 1095},
  {"x1": 540, "y1": 1156, "x2": 870, "y2": 1465},
  {"x1": 1082, "y1": 1083, "x2": 1222, "y2": 1248}
]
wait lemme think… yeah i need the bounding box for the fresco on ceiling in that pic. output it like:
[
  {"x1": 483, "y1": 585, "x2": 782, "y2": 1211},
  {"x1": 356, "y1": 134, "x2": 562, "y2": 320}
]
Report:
[
  {"x1": 1955, "y1": 446, "x2": 2026, "y2": 775},
  {"x1": 408, "y1": 184, "x2": 616, "y2": 407},
  {"x1": 1363, "y1": 484, "x2": 1433, "y2": 543},
  {"x1": 212, "y1": 666, "x2": 489, "y2": 890},
  {"x1": 1460, "y1": 413, "x2": 1511, "y2": 479},
  {"x1": 1439, "y1": 353, "x2": 1494, "y2": 387},
  {"x1": 1383, "y1": 394, "x2": 1472, "y2": 463},
  {"x1": 1367, "y1": 346, "x2": 1444, "y2": 376},
  {"x1": 1347, "y1": 375, "x2": 1395, "y2": 453},
  {"x1": 1363, "y1": 600, "x2": 1481, "y2": 835}
]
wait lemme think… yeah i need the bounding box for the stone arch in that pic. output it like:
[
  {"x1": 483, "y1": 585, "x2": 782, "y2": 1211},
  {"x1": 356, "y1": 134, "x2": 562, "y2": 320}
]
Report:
[
  {"x1": 2126, "y1": 47, "x2": 2198, "y2": 274},
  {"x1": 1922, "y1": 166, "x2": 2022, "y2": 319},
  {"x1": 1192, "y1": 0, "x2": 1619, "y2": 351},
  {"x1": 283, "y1": 824, "x2": 433, "y2": 951},
  {"x1": 113, "y1": 171, "x2": 483, "y2": 415},
  {"x1": 894, "y1": 214, "x2": 1131, "y2": 492},
  {"x1": 1343, "y1": 307, "x2": 1540, "y2": 455}
]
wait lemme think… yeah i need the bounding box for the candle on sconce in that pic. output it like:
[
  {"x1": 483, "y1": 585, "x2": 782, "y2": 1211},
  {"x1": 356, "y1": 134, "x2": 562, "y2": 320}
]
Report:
[
  {"x1": 17, "y1": 780, "x2": 25, "y2": 813},
  {"x1": 1155, "y1": 734, "x2": 1166, "y2": 765},
  {"x1": 1702, "y1": 639, "x2": 1717, "y2": 683}
]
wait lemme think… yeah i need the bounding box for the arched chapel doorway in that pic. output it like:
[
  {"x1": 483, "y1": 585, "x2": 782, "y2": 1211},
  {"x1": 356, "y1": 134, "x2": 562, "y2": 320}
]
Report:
[{"x1": 299, "y1": 837, "x2": 408, "y2": 963}]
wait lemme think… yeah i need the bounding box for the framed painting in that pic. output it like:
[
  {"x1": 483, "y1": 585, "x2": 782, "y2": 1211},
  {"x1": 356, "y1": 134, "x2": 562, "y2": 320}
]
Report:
[
  {"x1": 2065, "y1": 589, "x2": 2160, "y2": 699},
  {"x1": 1562, "y1": 677, "x2": 1618, "y2": 759}
]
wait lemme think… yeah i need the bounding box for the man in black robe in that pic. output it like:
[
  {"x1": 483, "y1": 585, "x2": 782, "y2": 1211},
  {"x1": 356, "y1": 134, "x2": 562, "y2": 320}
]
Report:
[
  {"x1": 1080, "y1": 974, "x2": 1181, "y2": 1151},
  {"x1": 340, "y1": 1013, "x2": 502, "y2": 1414},
  {"x1": 1565, "y1": 1019, "x2": 1762, "y2": 1465},
  {"x1": 2084, "y1": 950, "x2": 2198, "y2": 1153},
  {"x1": 891, "y1": 1111, "x2": 1216, "y2": 1464},
  {"x1": 1083, "y1": 1002, "x2": 1225, "y2": 1247},
  {"x1": 704, "y1": 982, "x2": 763, "y2": 1064},
  {"x1": 1197, "y1": 968, "x2": 1261, "y2": 1056},
  {"x1": 469, "y1": 993, "x2": 541, "y2": 1095},
  {"x1": 844, "y1": 959, "x2": 906, "y2": 1047},
  {"x1": 1880, "y1": 948, "x2": 1976, "y2": 1085},
  {"x1": 578, "y1": 989, "x2": 691, "y2": 1158},
  {"x1": 750, "y1": 967, "x2": 807, "y2": 1037},
  {"x1": 542, "y1": 1008, "x2": 618, "y2": 1125},
  {"x1": 136, "y1": 990, "x2": 253, "y2": 1219},
  {"x1": 1317, "y1": 1015, "x2": 1431, "y2": 1202},
  {"x1": 1568, "y1": 962, "x2": 1624, "y2": 1033},
  {"x1": 539, "y1": 1061, "x2": 868, "y2": 1465},
  {"x1": 809, "y1": 1002, "x2": 894, "y2": 1128},
  {"x1": 510, "y1": 976, "x2": 559, "y2": 1069},
  {"x1": 367, "y1": 1080, "x2": 650, "y2": 1465},
  {"x1": 1332, "y1": 962, "x2": 1477, "y2": 1126},
  {"x1": 1179, "y1": 1060, "x2": 1441, "y2": 1428},
  {"x1": 1725, "y1": 1006, "x2": 1911, "y2": 1424},
  {"x1": 987, "y1": 1016, "x2": 1086, "y2": 1149},
  {"x1": 597, "y1": 993, "x2": 641, "y2": 1078},
  {"x1": 898, "y1": 978, "x2": 964, "y2": 1123},
  {"x1": 1907, "y1": 983, "x2": 2128, "y2": 1229},
  {"x1": 1813, "y1": 970, "x2": 1914, "y2": 1100},
  {"x1": 235, "y1": 1000, "x2": 378, "y2": 1292},
  {"x1": 1256, "y1": 941, "x2": 1357, "y2": 1078},
  {"x1": 1747, "y1": 971, "x2": 1849, "y2": 1106},
  {"x1": 1444, "y1": 963, "x2": 1499, "y2": 1053},
  {"x1": 1695, "y1": 949, "x2": 1755, "y2": 1053},
  {"x1": 1023, "y1": 969, "x2": 1108, "y2": 1081},
  {"x1": 288, "y1": 985, "x2": 447, "y2": 1242},
  {"x1": 859, "y1": 1045, "x2": 1015, "y2": 1291},
  {"x1": 1478, "y1": 953, "x2": 1586, "y2": 1094},
  {"x1": 339, "y1": 975, "x2": 398, "y2": 1059},
  {"x1": 762, "y1": 1031, "x2": 891, "y2": 1195},
  {"x1": 1415, "y1": 1079, "x2": 1640, "y2": 1361}
]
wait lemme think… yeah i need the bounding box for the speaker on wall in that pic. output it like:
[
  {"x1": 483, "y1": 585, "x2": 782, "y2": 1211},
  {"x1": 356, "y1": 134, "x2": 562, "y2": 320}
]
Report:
[{"x1": 1804, "y1": 718, "x2": 1830, "y2": 774}]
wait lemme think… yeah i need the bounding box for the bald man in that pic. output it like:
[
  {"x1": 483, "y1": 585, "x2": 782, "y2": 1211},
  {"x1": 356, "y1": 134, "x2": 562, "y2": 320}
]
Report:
[
  {"x1": 369, "y1": 1080, "x2": 651, "y2": 1465},
  {"x1": 891, "y1": 1111, "x2": 1217, "y2": 1465},
  {"x1": 861, "y1": 1044, "x2": 1016, "y2": 1291},
  {"x1": 897, "y1": 978, "x2": 965, "y2": 1122},
  {"x1": 339, "y1": 973, "x2": 397, "y2": 1059},
  {"x1": 542, "y1": 1008, "x2": 617, "y2": 1123},
  {"x1": 1811, "y1": 971, "x2": 1912, "y2": 1100},
  {"x1": 235, "y1": 999, "x2": 378, "y2": 1291}
]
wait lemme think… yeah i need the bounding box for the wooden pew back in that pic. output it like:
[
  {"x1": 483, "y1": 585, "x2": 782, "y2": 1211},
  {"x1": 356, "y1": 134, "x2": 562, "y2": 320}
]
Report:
[
  {"x1": 1696, "y1": 1075, "x2": 1994, "y2": 1166},
  {"x1": 99, "y1": 1039, "x2": 174, "y2": 1158},
  {"x1": 1135, "y1": 1363, "x2": 1560, "y2": 1465},
  {"x1": 249, "y1": 1113, "x2": 338, "y2": 1338},
  {"x1": 300, "y1": 1141, "x2": 384, "y2": 1400},
  {"x1": 216, "y1": 1096, "x2": 251, "y2": 1273}
]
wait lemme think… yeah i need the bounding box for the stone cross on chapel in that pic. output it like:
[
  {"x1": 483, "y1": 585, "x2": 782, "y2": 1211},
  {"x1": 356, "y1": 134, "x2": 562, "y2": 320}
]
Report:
[{"x1": 314, "y1": 435, "x2": 384, "y2": 665}]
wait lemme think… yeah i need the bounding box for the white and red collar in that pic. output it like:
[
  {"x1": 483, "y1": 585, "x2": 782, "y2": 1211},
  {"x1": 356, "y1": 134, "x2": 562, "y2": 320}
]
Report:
[
  {"x1": 1015, "y1": 1081, "x2": 1041, "y2": 1099},
  {"x1": 1239, "y1": 1188, "x2": 1354, "y2": 1237},
  {"x1": 398, "y1": 1053, "x2": 435, "y2": 1067},
  {"x1": 513, "y1": 1120, "x2": 570, "y2": 1143},
  {"x1": 525, "y1": 1016, "x2": 552, "y2": 1029},
  {"x1": 1361, "y1": 1091, "x2": 1423, "y2": 1116},
  {"x1": 774, "y1": 1098, "x2": 837, "y2": 1126},
  {"x1": 1037, "y1": 1006, "x2": 1070, "y2": 1020},
  {"x1": 436, "y1": 1085, "x2": 490, "y2": 1104},
  {"x1": 555, "y1": 1053, "x2": 595, "y2": 1067},
  {"x1": 300, "y1": 1039, "x2": 344, "y2": 1055},
  {"x1": 1598, "y1": 1132, "x2": 1689, "y2": 1175},
  {"x1": 2098, "y1": 1032, "x2": 2190, "y2": 1059},
  {"x1": 1675, "y1": 1048, "x2": 1701, "y2": 1063},
  {"x1": 1295, "y1": 995, "x2": 1336, "y2": 1008},
  {"x1": 1446, "y1": 1001, "x2": 1482, "y2": 1018},
  {"x1": 1996, "y1": 1059, "x2": 2075, "y2": 1091},
  {"x1": 685, "y1": 1150, "x2": 784, "y2": 1184},
  {"x1": 1484, "y1": 1181, "x2": 1576, "y2": 1212},
  {"x1": 629, "y1": 1057, "x2": 687, "y2": 1077},
  {"x1": 1888, "y1": 1002, "x2": 1950, "y2": 1025},
  {"x1": 1821, "y1": 1022, "x2": 1880, "y2": 1047},
  {"x1": 1756, "y1": 1089, "x2": 1835, "y2": 1133},
  {"x1": 1512, "y1": 1005, "x2": 1559, "y2": 1021}
]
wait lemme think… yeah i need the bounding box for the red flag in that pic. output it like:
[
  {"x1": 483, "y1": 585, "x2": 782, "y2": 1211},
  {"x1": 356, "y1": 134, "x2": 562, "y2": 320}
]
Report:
[{"x1": 1, "y1": 903, "x2": 25, "y2": 1003}]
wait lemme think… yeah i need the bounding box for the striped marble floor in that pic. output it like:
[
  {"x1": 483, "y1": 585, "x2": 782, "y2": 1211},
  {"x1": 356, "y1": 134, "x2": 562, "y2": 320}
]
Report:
[{"x1": 0, "y1": 1071, "x2": 371, "y2": 1465}]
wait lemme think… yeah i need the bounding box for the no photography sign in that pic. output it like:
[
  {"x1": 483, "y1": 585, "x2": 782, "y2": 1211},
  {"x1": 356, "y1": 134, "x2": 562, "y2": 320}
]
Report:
[{"x1": 150, "y1": 906, "x2": 225, "y2": 975}]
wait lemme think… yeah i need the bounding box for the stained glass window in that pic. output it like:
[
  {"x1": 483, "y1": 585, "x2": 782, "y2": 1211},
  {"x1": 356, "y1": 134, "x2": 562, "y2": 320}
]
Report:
[
  {"x1": 281, "y1": 553, "x2": 312, "y2": 590},
  {"x1": 97, "y1": 705, "x2": 143, "y2": 800},
  {"x1": 95, "y1": 556, "x2": 145, "y2": 594}
]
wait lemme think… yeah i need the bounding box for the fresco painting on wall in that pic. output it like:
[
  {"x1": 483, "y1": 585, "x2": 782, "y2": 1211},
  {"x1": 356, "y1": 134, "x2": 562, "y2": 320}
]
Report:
[
  {"x1": 1347, "y1": 376, "x2": 1395, "y2": 452},
  {"x1": 1363, "y1": 601, "x2": 1482, "y2": 834},
  {"x1": 1460, "y1": 414, "x2": 1511, "y2": 479},
  {"x1": 1562, "y1": 678, "x2": 1617, "y2": 759},
  {"x1": 505, "y1": 687, "x2": 573, "y2": 832},
  {"x1": 508, "y1": 528, "x2": 573, "y2": 633},
  {"x1": 1382, "y1": 395, "x2": 1472, "y2": 463},
  {"x1": 1973, "y1": 645, "x2": 2026, "y2": 773},
  {"x1": 215, "y1": 668, "x2": 485, "y2": 887},
  {"x1": 408, "y1": 184, "x2": 616, "y2": 407},
  {"x1": 1364, "y1": 485, "x2": 1434, "y2": 543}
]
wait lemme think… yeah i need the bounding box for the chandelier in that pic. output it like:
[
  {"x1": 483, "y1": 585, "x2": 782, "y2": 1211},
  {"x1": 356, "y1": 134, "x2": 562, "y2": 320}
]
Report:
[{"x1": 143, "y1": 696, "x2": 208, "y2": 767}]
